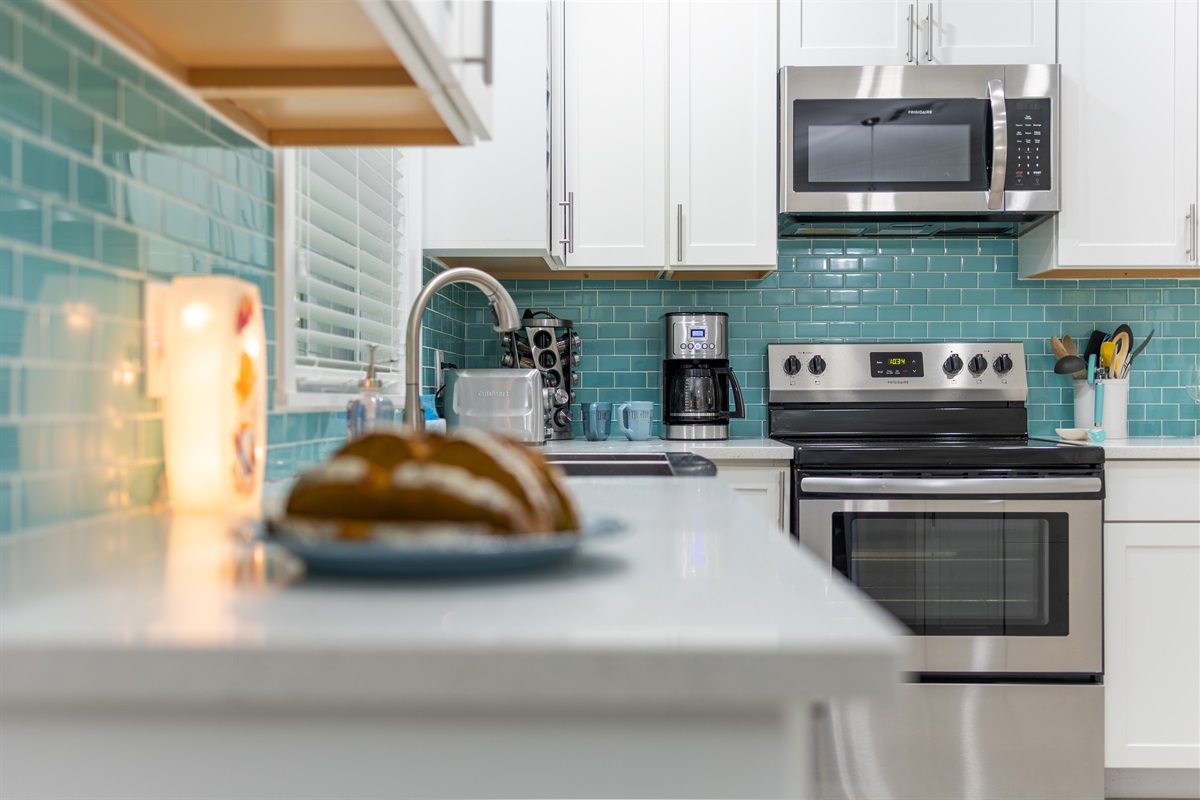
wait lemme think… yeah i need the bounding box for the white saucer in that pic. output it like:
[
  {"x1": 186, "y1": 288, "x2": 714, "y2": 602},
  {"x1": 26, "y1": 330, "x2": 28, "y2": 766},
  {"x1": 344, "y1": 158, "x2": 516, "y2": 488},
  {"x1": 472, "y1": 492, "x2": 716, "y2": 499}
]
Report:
[{"x1": 1055, "y1": 428, "x2": 1089, "y2": 441}]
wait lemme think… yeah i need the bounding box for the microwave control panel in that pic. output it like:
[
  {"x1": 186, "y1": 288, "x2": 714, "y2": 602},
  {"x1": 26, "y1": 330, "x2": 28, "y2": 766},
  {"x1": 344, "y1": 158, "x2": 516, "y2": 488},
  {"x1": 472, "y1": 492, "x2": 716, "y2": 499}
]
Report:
[{"x1": 1005, "y1": 98, "x2": 1051, "y2": 190}]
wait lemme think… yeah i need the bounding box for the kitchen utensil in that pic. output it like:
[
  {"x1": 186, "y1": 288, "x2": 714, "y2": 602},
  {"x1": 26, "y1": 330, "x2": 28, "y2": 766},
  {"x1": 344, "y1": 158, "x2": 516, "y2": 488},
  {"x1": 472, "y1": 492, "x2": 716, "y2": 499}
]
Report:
[
  {"x1": 1086, "y1": 354, "x2": 1106, "y2": 443},
  {"x1": 581, "y1": 401, "x2": 613, "y2": 441},
  {"x1": 1083, "y1": 331, "x2": 1108, "y2": 361},
  {"x1": 1055, "y1": 427, "x2": 1089, "y2": 441},
  {"x1": 1054, "y1": 355, "x2": 1087, "y2": 375},
  {"x1": 1050, "y1": 336, "x2": 1068, "y2": 359},
  {"x1": 1062, "y1": 334, "x2": 1079, "y2": 356},
  {"x1": 1110, "y1": 330, "x2": 1131, "y2": 378},
  {"x1": 1120, "y1": 329, "x2": 1154, "y2": 378},
  {"x1": 616, "y1": 401, "x2": 654, "y2": 441},
  {"x1": 1100, "y1": 341, "x2": 1116, "y2": 370}
]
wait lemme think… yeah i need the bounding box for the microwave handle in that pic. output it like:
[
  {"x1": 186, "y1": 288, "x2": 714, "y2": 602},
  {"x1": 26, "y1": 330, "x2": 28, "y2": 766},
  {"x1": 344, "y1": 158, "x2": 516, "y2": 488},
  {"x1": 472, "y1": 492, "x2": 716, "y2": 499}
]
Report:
[{"x1": 987, "y1": 78, "x2": 1008, "y2": 211}]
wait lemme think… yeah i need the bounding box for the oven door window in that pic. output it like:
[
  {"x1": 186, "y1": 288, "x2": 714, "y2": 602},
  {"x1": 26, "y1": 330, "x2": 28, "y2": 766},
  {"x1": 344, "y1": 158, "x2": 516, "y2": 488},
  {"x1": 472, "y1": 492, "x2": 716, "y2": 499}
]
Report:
[
  {"x1": 832, "y1": 513, "x2": 1069, "y2": 636},
  {"x1": 793, "y1": 98, "x2": 990, "y2": 193}
]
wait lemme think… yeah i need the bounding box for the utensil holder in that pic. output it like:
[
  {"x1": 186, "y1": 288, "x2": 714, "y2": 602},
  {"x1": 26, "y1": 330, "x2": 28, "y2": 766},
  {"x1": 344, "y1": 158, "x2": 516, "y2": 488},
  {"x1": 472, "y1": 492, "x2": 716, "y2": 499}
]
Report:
[{"x1": 1073, "y1": 378, "x2": 1129, "y2": 439}]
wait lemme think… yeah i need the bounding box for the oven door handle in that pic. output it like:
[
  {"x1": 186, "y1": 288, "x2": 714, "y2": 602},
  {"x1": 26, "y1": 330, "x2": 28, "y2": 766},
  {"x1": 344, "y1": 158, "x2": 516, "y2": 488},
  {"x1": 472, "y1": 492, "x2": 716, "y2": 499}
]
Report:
[{"x1": 800, "y1": 476, "x2": 1102, "y2": 495}]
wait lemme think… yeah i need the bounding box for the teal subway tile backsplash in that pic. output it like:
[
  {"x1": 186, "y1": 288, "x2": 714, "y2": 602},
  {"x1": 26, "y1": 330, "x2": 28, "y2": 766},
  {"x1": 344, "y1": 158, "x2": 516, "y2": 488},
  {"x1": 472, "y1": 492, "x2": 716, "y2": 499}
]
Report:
[
  {"x1": 0, "y1": 0, "x2": 340, "y2": 531},
  {"x1": 442, "y1": 241, "x2": 1200, "y2": 440}
]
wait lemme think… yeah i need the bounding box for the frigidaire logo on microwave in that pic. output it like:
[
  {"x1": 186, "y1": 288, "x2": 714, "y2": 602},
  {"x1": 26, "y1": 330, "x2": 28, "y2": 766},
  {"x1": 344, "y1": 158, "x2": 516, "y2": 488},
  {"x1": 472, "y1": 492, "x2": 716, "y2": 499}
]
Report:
[
  {"x1": 906, "y1": 109, "x2": 934, "y2": 115},
  {"x1": 477, "y1": 390, "x2": 509, "y2": 398}
]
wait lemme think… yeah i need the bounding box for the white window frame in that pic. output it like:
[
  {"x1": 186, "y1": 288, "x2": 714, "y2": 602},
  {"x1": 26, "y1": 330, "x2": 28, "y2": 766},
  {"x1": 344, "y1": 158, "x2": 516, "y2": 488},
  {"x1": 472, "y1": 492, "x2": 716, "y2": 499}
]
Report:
[{"x1": 274, "y1": 148, "x2": 424, "y2": 411}]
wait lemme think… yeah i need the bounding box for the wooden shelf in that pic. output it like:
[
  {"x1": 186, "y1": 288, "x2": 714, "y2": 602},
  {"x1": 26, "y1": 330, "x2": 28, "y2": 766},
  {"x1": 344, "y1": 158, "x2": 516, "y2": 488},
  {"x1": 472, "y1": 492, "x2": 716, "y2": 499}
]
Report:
[{"x1": 52, "y1": 0, "x2": 474, "y2": 146}]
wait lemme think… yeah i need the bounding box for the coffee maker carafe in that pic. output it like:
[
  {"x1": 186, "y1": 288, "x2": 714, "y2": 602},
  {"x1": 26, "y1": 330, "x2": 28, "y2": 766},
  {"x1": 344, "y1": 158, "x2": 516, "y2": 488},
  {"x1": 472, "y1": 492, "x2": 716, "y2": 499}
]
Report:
[{"x1": 662, "y1": 312, "x2": 745, "y2": 440}]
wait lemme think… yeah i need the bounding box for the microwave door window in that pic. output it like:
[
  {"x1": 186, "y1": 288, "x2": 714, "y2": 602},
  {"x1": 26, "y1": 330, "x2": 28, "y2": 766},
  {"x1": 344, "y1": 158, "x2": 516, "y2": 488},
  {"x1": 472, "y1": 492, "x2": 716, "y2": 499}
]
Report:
[{"x1": 793, "y1": 99, "x2": 990, "y2": 193}]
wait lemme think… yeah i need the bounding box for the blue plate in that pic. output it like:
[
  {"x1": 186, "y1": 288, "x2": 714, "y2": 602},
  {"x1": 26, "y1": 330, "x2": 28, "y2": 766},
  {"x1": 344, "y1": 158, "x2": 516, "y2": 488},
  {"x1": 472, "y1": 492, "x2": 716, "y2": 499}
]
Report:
[{"x1": 266, "y1": 516, "x2": 625, "y2": 577}]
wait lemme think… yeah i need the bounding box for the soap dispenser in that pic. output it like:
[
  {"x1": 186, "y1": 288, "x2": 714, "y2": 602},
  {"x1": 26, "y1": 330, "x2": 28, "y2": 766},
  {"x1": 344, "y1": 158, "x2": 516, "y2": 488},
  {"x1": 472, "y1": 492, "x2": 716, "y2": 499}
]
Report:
[{"x1": 346, "y1": 345, "x2": 395, "y2": 440}]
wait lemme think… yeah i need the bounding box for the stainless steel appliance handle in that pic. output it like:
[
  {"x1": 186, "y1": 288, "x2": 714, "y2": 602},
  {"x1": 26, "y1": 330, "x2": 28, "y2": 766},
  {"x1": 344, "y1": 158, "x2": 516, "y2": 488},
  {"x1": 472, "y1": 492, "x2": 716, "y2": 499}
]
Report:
[
  {"x1": 800, "y1": 476, "x2": 1102, "y2": 495},
  {"x1": 1187, "y1": 203, "x2": 1197, "y2": 262},
  {"x1": 676, "y1": 204, "x2": 683, "y2": 262},
  {"x1": 986, "y1": 78, "x2": 1007, "y2": 211},
  {"x1": 906, "y1": 5, "x2": 915, "y2": 63},
  {"x1": 924, "y1": 3, "x2": 932, "y2": 61}
]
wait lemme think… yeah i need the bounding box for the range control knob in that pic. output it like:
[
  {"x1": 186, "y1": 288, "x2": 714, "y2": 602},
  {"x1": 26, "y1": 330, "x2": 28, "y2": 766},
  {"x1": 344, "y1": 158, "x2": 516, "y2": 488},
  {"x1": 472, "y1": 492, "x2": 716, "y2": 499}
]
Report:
[
  {"x1": 968, "y1": 354, "x2": 989, "y2": 375},
  {"x1": 783, "y1": 355, "x2": 802, "y2": 375},
  {"x1": 943, "y1": 353, "x2": 963, "y2": 375},
  {"x1": 808, "y1": 355, "x2": 827, "y2": 375},
  {"x1": 993, "y1": 354, "x2": 1014, "y2": 374}
]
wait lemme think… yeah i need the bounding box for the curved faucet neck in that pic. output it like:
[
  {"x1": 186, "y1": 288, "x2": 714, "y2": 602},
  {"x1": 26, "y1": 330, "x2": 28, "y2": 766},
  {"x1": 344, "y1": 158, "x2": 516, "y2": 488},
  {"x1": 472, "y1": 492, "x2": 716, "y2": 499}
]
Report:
[{"x1": 403, "y1": 267, "x2": 521, "y2": 432}]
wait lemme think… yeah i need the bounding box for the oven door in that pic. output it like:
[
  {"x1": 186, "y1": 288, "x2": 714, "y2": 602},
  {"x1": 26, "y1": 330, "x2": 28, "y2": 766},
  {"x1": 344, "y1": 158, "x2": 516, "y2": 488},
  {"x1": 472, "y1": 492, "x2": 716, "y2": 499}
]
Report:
[{"x1": 796, "y1": 487, "x2": 1102, "y2": 675}]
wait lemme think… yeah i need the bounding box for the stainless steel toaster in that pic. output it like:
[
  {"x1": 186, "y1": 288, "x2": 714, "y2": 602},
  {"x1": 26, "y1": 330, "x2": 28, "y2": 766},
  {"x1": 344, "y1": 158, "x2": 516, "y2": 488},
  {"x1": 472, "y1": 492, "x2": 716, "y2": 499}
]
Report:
[{"x1": 443, "y1": 369, "x2": 545, "y2": 444}]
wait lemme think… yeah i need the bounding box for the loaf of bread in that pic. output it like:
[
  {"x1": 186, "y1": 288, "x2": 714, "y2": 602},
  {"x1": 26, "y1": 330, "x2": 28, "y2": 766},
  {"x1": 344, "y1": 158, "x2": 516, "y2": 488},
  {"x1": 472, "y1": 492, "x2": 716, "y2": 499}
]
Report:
[{"x1": 283, "y1": 430, "x2": 579, "y2": 537}]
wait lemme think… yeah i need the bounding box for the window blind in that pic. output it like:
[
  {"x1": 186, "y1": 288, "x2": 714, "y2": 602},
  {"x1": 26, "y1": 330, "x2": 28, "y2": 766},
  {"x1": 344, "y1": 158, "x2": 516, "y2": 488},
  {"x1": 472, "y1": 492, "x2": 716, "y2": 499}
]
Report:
[{"x1": 290, "y1": 148, "x2": 407, "y2": 394}]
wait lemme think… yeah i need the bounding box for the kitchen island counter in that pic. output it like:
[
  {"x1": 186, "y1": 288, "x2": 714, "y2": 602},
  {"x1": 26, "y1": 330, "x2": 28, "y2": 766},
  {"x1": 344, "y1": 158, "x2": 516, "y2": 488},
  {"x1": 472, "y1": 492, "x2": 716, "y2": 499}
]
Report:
[{"x1": 0, "y1": 478, "x2": 905, "y2": 800}]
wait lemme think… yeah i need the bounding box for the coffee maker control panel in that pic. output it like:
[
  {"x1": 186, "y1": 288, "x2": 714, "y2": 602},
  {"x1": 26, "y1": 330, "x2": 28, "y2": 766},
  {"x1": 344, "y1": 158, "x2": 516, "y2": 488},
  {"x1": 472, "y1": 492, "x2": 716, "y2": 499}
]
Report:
[{"x1": 665, "y1": 312, "x2": 728, "y2": 360}]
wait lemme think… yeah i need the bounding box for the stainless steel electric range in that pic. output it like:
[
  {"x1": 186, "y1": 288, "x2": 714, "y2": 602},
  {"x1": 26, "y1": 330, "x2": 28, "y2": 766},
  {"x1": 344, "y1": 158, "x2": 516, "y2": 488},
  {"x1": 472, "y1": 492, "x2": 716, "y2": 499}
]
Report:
[{"x1": 767, "y1": 341, "x2": 1105, "y2": 800}]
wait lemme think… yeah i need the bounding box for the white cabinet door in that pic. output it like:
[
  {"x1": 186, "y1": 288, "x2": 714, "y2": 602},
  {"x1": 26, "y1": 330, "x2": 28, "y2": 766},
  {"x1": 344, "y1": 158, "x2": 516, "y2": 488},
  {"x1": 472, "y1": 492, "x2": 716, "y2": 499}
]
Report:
[
  {"x1": 1053, "y1": 0, "x2": 1199, "y2": 269},
  {"x1": 779, "y1": 0, "x2": 915, "y2": 66},
  {"x1": 1104, "y1": 522, "x2": 1200, "y2": 769},
  {"x1": 563, "y1": 1, "x2": 668, "y2": 268},
  {"x1": 920, "y1": 0, "x2": 1055, "y2": 65},
  {"x1": 710, "y1": 463, "x2": 791, "y2": 532},
  {"x1": 668, "y1": 0, "x2": 776, "y2": 270},
  {"x1": 424, "y1": 0, "x2": 554, "y2": 261}
]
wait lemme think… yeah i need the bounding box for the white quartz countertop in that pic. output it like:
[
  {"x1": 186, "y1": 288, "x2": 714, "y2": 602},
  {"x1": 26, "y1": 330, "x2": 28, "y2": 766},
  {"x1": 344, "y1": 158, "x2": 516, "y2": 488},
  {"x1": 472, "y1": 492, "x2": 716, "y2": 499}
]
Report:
[
  {"x1": 0, "y1": 478, "x2": 905, "y2": 710},
  {"x1": 1038, "y1": 436, "x2": 1200, "y2": 460},
  {"x1": 541, "y1": 436, "x2": 794, "y2": 461},
  {"x1": 1095, "y1": 436, "x2": 1200, "y2": 459}
]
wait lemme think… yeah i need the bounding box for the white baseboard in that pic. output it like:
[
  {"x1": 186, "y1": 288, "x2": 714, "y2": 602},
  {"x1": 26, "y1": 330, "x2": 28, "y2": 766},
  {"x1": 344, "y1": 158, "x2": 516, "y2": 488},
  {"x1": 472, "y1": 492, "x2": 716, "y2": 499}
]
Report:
[{"x1": 1106, "y1": 768, "x2": 1200, "y2": 799}]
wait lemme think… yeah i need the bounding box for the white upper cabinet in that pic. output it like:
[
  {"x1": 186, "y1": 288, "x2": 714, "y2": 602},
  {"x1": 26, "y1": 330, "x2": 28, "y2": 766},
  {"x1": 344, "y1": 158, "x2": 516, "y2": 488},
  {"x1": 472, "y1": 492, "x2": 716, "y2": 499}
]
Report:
[
  {"x1": 1019, "y1": 0, "x2": 1199, "y2": 278},
  {"x1": 561, "y1": 1, "x2": 669, "y2": 269},
  {"x1": 779, "y1": 0, "x2": 914, "y2": 66},
  {"x1": 424, "y1": 0, "x2": 557, "y2": 273},
  {"x1": 668, "y1": 0, "x2": 777, "y2": 273},
  {"x1": 425, "y1": 0, "x2": 777, "y2": 278},
  {"x1": 779, "y1": 0, "x2": 1054, "y2": 67}
]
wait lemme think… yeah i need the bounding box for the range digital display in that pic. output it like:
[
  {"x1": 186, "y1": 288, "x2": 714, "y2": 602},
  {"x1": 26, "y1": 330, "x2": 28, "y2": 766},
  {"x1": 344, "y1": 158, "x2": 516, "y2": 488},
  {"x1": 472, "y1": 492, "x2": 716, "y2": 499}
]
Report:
[{"x1": 870, "y1": 351, "x2": 924, "y2": 378}]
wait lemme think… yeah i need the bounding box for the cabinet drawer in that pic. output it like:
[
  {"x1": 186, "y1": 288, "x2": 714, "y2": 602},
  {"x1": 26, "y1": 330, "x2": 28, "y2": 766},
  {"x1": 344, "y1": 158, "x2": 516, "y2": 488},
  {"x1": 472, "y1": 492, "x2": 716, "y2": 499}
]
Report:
[{"x1": 1106, "y1": 460, "x2": 1200, "y2": 522}]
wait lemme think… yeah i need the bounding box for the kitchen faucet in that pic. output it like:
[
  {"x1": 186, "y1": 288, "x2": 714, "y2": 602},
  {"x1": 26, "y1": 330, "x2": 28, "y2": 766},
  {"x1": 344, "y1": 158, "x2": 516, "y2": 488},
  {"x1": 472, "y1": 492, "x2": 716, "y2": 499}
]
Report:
[{"x1": 403, "y1": 267, "x2": 521, "y2": 431}]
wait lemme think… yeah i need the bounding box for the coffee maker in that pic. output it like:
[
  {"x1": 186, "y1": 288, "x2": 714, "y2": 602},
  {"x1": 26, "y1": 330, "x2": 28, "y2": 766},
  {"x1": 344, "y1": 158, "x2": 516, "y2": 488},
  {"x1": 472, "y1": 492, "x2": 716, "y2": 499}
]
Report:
[{"x1": 661, "y1": 312, "x2": 745, "y2": 440}]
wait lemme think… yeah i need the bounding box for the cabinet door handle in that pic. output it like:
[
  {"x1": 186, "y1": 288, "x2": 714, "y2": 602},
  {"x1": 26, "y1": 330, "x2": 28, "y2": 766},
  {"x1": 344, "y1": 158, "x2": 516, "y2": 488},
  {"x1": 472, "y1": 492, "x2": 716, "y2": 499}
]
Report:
[
  {"x1": 1188, "y1": 203, "x2": 1197, "y2": 262},
  {"x1": 558, "y1": 192, "x2": 574, "y2": 258},
  {"x1": 906, "y1": 5, "x2": 915, "y2": 63},
  {"x1": 461, "y1": 0, "x2": 494, "y2": 86},
  {"x1": 676, "y1": 204, "x2": 683, "y2": 262},
  {"x1": 925, "y1": 3, "x2": 933, "y2": 62}
]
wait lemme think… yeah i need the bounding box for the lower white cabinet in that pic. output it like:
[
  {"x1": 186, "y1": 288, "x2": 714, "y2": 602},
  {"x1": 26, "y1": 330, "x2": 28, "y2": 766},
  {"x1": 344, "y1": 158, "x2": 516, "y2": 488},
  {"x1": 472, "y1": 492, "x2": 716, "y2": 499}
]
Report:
[
  {"x1": 709, "y1": 461, "x2": 791, "y2": 533},
  {"x1": 1104, "y1": 459, "x2": 1200, "y2": 774}
]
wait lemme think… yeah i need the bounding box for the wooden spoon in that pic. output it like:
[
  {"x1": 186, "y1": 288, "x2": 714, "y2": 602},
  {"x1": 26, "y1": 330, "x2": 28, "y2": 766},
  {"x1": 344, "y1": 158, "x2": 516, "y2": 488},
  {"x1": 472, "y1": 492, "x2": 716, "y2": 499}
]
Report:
[
  {"x1": 1062, "y1": 334, "x2": 1079, "y2": 356},
  {"x1": 1050, "y1": 336, "x2": 1068, "y2": 359}
]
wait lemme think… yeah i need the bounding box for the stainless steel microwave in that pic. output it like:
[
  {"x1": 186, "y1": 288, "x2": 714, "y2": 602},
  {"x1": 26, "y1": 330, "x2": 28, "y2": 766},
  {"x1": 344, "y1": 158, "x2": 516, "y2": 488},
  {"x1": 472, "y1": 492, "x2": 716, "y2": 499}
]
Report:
[{"x1": 779, "y1": 64, "x2": 1059, "y2": 237}]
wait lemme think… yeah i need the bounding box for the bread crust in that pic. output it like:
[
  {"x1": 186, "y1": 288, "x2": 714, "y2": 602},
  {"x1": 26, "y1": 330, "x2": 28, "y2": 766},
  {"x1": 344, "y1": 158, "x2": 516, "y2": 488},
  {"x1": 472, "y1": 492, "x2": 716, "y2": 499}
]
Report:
[{"x1": 284, "y1": 431, "x2": 580, "y2": 536}]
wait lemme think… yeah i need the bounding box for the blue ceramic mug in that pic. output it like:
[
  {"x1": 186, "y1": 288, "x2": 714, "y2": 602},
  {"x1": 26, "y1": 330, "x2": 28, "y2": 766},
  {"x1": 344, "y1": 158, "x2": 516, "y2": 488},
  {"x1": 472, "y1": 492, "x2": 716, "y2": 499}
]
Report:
[
  {"x1": 581, "y1": 401, "x2": 613, "y2": 441},
  {"x1": 616, "y1": 401, "x2": 654, "y2": 441}
]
